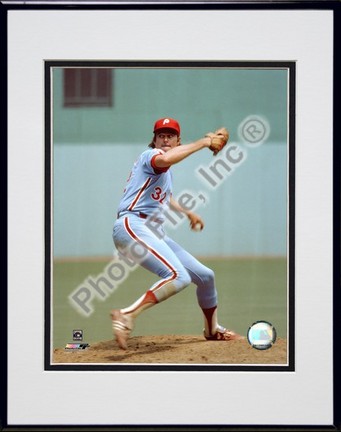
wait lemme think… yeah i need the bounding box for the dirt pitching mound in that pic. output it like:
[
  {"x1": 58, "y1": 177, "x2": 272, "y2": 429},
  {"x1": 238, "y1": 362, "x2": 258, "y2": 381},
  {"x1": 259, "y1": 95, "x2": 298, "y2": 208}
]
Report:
[{"x1": 53, "y1": 335, "x2": 287, "y2": 365}]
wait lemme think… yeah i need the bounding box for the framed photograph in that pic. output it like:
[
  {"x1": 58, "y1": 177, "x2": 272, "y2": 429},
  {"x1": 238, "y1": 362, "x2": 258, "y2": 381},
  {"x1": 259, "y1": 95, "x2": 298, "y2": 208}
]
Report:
[
  {"x1": 46, "y1": 60, "x2": 294, "y2": 371},
  {"x1": 4, "y1": 1, "x2": 339, "y2": 430}
]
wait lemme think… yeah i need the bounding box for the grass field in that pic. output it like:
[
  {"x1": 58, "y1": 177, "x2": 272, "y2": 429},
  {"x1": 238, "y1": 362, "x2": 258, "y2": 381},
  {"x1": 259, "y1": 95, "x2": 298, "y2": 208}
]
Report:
[{"x1": 52, "y1": 257, "x2": 287, "y2": 350}]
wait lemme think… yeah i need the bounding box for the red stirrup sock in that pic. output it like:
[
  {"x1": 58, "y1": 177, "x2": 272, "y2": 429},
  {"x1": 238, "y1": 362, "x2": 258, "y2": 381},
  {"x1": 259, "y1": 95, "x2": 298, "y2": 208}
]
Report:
[
  {"x1": 202, "y1": 306, "x2": 218, "y2": 337},
  {"x1": 121, "y1": 290, "x2": 158, "y2": 318}
]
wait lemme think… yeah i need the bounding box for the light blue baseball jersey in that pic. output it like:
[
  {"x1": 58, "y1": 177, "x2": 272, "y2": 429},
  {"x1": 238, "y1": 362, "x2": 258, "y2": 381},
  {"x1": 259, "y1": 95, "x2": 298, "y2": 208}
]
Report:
[{"x1": 117, "y1": 148, "x2": 172, "y2": 221}]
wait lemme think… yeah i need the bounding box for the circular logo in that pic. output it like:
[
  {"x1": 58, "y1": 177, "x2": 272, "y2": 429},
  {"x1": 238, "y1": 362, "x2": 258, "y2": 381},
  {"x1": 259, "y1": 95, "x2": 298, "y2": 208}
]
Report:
[
  {"x1": 247, "y1": 321, "x2": 276, "y2": 350},
  {"x1": 238, "y1": 115, "x2": 270, "y2": 146}
]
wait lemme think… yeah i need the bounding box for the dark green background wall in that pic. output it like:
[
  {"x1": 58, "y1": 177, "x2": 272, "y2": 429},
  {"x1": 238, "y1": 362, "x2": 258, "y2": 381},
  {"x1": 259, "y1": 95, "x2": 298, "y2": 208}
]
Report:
[{"x1": 53, "y1": 67, "x2": 287, "y2": 144}]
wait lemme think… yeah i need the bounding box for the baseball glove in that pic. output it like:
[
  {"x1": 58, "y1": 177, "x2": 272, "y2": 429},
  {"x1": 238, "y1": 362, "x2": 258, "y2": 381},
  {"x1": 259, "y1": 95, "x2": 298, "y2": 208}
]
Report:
[{"x1": 205, "y1": 127, "x2": 229, "y2": 156}]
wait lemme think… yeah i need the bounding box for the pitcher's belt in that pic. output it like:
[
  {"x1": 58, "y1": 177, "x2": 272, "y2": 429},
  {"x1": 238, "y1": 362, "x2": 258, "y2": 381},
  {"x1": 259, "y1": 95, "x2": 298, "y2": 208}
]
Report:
[{"x1": 117, "y1": 212, "x2": 163, "y2": 223}]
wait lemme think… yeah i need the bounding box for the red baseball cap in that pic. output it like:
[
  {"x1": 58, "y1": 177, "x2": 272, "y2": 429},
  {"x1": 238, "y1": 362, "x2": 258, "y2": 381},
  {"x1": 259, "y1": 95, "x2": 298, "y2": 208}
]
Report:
[{"x1": 153, "y1": 118, "x2": 180, "y2": 135}]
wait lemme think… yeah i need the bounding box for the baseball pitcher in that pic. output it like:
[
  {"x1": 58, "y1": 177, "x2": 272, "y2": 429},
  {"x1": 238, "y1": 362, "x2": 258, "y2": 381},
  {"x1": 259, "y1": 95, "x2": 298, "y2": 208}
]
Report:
[{"x1": 111, "y1": 117, "x2": 243, "y2": 349}]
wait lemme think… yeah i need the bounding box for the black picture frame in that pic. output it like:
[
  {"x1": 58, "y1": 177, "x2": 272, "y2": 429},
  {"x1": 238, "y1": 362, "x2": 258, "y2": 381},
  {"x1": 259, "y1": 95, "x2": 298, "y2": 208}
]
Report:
[{"x1": 2, "y1": 1, "x2": 340, "y2": 431}]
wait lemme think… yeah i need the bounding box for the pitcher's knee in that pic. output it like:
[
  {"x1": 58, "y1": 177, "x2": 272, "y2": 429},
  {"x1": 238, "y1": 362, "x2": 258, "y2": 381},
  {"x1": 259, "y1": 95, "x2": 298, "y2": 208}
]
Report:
[
  {"x1": 176, "y1": 269, "x2": 192, "y2": 290},
  {"x1": 200, "y1": 267, "x2": 215, "y2": 285}
]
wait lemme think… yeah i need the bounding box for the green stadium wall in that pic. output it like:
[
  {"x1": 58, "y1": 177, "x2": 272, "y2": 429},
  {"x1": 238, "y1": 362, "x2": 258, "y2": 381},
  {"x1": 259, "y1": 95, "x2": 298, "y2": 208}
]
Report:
[{"x1": 52, "y1": 67, "x2": 288, "y2": 258}]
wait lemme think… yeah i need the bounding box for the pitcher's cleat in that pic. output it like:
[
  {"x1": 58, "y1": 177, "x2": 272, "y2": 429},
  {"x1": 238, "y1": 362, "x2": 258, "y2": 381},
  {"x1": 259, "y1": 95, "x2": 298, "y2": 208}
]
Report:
[
  {"x1": 204, "y1": 325, "x2": 244, "y2": 341},
  {"x1": 110, "y1": 309, "x2": 134, "y2": 350}
]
